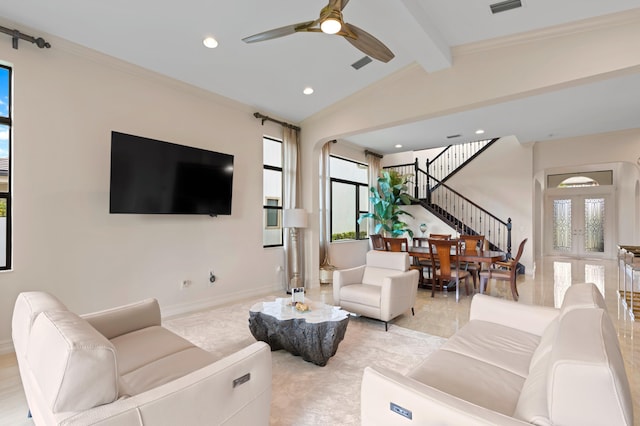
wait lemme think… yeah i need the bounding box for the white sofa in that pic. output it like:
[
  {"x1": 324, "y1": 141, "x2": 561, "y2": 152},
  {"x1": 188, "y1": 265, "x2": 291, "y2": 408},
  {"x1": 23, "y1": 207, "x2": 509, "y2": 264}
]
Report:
[
  {"x1": 12, "y1": 291, "x2": 272, "y2": 426},
  {"x1": 361, "y1": 283, "x2": 633, "y2": 425},
  {"x1": 333, "y1": 250, "x2": 419, "y2": 331}
]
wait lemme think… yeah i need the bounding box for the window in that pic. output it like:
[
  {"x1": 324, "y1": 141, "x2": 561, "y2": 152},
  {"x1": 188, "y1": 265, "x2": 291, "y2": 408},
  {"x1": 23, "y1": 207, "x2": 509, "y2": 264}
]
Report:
[
  {"x1": 330, "y1": 156, "x2": 368, "y2": 241},
  {"x1": 0, "y1": 65, "x2": 11, "y2": 269},
  {"x1": 263, "y1": 137, "x2": 283, "y2": 247}
]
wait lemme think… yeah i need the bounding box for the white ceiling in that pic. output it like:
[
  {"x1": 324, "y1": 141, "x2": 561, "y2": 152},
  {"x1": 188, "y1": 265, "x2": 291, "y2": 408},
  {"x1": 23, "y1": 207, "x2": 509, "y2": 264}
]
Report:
[{"x1": 2, "y1": 0, "x2": 640, "y2": 153}]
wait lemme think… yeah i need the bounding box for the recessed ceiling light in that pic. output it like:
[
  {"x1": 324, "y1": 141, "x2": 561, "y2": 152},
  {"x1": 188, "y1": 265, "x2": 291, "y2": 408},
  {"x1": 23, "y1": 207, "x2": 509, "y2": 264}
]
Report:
[
  {"x1": 303, "y1": 87, "x2": 314, "y2": 95},
  {"x1": 395, "y1": 144, "x2": 403, "y2": 149},
  {"x1": 203, "y1": 37, "x2": 218, "y2": 48},
  {"x1": 475, "y1": 129, "x2": 485, "y2": 135}
]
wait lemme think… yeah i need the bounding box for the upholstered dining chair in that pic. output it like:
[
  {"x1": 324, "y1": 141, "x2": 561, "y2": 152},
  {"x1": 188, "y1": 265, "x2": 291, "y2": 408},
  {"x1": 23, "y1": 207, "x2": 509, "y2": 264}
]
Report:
[
  {"x1": 369, "y1": 234, "x2": 386, "y2": 251},
  {"x1": 479, "y1": 238, "x2": 527, "y2": 301},
  {"x1": 428, "y1": 238, "x2": 471, "y2": 298},
  {"x1": 459, "y1": 234, "x2": 485, "y2": 290}
]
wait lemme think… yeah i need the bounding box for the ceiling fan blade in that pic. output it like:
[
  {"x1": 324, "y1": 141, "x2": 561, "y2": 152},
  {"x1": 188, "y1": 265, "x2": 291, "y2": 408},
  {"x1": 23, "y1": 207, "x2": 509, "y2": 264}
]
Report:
[
  {"x1": 342, "y1": 23, "x2": 394, "y2": 63},
  {"x1": 328, "y1": 0, "x2": 350, "y2": 10},
  {"x1": 242, "y1": 21, "x2": 316, "y2": 43}
]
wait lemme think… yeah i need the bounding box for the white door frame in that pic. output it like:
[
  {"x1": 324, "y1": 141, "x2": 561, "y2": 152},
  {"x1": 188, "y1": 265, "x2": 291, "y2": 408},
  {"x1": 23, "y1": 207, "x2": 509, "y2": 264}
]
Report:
[{"x1": 544, "y1": 186, "x2": 616, "y2": 259}]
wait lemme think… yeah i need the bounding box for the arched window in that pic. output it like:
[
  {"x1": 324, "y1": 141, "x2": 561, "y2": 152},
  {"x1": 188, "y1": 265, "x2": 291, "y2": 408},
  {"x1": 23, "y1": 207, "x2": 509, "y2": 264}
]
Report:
[{"x1": 558, "y1": 176, "x2": 599, "y2": 188}]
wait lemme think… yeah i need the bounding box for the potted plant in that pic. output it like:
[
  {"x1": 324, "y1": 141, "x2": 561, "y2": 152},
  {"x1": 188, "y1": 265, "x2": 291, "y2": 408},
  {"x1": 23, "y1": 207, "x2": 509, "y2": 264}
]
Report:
[{"x1": 358, "y1": 170, "x2": 417, "y2": 238}]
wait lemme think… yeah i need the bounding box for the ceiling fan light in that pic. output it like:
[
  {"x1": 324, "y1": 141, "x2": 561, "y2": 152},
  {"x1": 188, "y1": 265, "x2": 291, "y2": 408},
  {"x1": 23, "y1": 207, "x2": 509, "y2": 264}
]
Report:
[
  {"x1": 321, "y1": 18, "x2": 342, "y2": 34},
  {"x1": 203, "y1": 37, "x2": 218, "y2": 48}
]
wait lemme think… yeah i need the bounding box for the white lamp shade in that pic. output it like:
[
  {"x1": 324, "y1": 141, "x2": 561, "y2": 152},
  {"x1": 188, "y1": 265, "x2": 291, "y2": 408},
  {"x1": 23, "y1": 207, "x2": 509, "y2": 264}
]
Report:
[{"x1": 283, "y1": 208, "x2": 308, "y2": 228}]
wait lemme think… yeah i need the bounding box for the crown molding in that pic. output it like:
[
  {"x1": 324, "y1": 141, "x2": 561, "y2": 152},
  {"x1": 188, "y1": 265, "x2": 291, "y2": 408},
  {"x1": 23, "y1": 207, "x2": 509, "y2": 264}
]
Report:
[{"x1": 453, "y1": 8, "x2": 640, "y2": 56}]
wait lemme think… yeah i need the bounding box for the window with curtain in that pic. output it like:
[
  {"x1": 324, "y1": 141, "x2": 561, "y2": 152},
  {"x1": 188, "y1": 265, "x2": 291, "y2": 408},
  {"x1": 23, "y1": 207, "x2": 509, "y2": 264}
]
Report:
[
  {"x1": 330, "y1": 156, "x2": 368, "y2": 241},
  {"x1": 263, "y1": 136, "x2": 283, "y2": 247},
  {"x1": 0, "y1": 64, "x2": 11, "y2": 269}
]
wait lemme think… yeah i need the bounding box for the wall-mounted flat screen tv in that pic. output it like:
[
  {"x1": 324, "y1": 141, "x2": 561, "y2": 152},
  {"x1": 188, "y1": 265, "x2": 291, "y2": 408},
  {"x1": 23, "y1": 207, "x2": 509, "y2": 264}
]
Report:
[{"x1": 109, "y1": 131, "x2": 234, "y2": 215}]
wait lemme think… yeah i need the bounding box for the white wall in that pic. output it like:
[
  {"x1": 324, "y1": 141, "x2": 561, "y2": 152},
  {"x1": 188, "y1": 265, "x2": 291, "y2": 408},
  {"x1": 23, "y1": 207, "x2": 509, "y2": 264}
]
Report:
[{"x1": 0, "y1": 33, "x2": 286, "y2": 350}]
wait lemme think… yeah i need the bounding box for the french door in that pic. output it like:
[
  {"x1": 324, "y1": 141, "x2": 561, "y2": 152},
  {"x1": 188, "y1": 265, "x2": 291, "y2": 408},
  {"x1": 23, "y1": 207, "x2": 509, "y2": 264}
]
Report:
[{"x1": 545, "y1": 189, "x2": 614, "y2": 259}]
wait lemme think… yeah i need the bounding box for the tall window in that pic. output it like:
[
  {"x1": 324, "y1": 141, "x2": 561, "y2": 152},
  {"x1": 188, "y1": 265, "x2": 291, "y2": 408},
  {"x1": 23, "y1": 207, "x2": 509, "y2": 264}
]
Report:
[
  {"x1": 263, "y1": 136, "x2": 283, "y2": 247},
  {"x1": 0, "y1": 65, "x2": 11, "y2": 269},
  {"x1": 330, "y1": 156, "x2": 368, "y2": 241}
]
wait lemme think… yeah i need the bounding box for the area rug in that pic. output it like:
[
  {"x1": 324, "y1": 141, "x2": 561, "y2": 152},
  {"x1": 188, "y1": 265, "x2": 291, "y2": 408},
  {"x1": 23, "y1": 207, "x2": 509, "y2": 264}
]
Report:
[{"x1": 164, "y1": 297, "x2": 446, "y2": 426}]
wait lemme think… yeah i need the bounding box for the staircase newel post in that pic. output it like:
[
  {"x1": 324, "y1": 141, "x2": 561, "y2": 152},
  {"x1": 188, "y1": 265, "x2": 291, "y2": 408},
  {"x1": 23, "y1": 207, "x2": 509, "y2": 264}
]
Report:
[
  {"x1": 413, "y1": 158, "x2": 419, "y2": 199},
  {"x1": 507, "y1": 218, "x2": 512, "y2": 259},
  {"x1": 426, "y1": 159, "x2": 431, "y2": 205}
]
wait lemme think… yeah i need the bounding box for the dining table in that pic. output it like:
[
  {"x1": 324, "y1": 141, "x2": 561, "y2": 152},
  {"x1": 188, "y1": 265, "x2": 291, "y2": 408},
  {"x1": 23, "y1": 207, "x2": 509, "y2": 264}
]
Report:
[{"x1": 407, "y1": 246, "x2": 506, "y2": 302}]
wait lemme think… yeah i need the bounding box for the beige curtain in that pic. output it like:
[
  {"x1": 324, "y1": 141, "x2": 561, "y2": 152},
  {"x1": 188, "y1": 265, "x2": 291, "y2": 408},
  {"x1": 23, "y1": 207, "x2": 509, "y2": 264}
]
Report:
[
  {"x1": 283, "y1": 126, "x2": 302, "y2": 289},
  {"x1": 366, "y1": 152, "x2": 382, "y2": 235},
  {"x1": 319, "y1": 141, "x2": 332, "y2": 266}
]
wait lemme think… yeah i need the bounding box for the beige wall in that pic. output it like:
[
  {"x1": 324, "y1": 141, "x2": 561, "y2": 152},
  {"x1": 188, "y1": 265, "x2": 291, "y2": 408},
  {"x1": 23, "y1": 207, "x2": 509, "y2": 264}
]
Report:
[{"x1": 0, "y1": 32, "x2": 286, "y2": 350}]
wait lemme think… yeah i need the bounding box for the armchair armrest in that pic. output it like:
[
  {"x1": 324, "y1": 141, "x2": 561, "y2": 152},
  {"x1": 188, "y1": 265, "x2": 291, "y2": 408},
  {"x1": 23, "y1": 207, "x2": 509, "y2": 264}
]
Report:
[
  {"x1": 380, "y1": 270, "x2": 418, "y2": 322},
  {"x1": 333, "y1": 265, "x2": 366, "y2": 304},
  {"x1": 82, "y1": 298, "x2": 161, "y2": 340},
  {"x1": 361, "y1": 366, "x2": 528, "y2": 426},
  {"x1": 469, "y1": 294, "x2": 558, "y2": 336}
]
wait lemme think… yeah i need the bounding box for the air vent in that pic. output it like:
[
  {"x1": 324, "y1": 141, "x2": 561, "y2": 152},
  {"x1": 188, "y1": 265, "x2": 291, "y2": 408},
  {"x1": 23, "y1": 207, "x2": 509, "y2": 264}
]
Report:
[
  {"x1": 490, "y1": 0, "x2": 522, "y2": 14},
  {"x1": 446, "y1": 134, "x2": 462, "y2": 139},
  {"x1": 351, "y1": 56, "x2": 372, "y2": 70}
]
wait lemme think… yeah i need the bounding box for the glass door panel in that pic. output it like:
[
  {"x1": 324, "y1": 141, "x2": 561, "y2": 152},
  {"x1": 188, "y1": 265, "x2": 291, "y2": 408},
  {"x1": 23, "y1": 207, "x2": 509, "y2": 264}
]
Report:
[
  {"x1": 546, "y1": 194, "x2": 611, "y2": 258},
  {"x1": 552, "y1": 199, "x2": 572, "y2": 252},
  {"x1": 584, "y1": 198, "x2": 605, "y2": 253}
]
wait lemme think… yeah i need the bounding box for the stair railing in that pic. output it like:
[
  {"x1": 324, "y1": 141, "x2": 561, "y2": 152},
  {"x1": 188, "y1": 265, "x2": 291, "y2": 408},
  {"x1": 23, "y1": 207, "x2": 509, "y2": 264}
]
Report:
[
  {"x1": 384, "y1": 160, "x2": 512, "y2": 257},
  {"x1": 428, "y1": 138, "x2": 496, "y2": 186}
]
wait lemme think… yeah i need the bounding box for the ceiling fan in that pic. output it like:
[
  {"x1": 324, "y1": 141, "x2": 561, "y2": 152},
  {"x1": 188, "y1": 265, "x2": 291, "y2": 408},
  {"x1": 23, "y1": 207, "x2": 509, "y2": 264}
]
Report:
[{"x1": 242, "y1": 0, "x2": 394, "y2": 63}]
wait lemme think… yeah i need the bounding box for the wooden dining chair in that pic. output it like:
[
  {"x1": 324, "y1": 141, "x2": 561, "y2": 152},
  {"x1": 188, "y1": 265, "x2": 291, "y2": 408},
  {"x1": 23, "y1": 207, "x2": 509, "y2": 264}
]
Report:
[
  {"x1": 429, "y1": 233, "x2": 451, "y2": 240},
  {"x1": 428, "y1": 239, "x2": 470, "y2": 298},
  {"x1": 459, "y1": 234, "x2": 485, "y2": 290},
  {"x1": 411, "y1": 237, "x2": 431, "y2": 285},
  {"x1": 384, "y1": 237, "x2": 408, "y2": 252},
  {"x1": 479, "y1": 238, "x2": 527, "y2": 301},
  {"x1": 369, "y1": 234, "x2": 386, "y2": 251}
]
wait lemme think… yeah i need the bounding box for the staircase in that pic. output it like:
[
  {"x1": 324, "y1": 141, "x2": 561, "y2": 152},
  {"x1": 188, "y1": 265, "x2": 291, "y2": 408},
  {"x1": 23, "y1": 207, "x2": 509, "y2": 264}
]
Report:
[{"x1": 385, "y1": 138, "x2": 513, "y2": 258}]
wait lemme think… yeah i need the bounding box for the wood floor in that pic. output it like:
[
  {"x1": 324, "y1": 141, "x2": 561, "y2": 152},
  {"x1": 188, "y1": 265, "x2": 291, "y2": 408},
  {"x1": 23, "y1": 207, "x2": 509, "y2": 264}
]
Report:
[{"x1": 1, "y1": 256, "x2": 638, "y2": 425}]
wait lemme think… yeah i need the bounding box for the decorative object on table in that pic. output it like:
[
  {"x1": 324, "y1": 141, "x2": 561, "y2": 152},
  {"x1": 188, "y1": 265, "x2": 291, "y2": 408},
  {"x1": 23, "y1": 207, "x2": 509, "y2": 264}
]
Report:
[
  {"x1": 419, "y1": 223, "x2": 427, "y2": 236},
  {"x1": 283, "y1": 208, "x2": 308, "y2": 293},
  {"x1": 291, "y1": 287, "x2": 305, "y2": 304},
  {"x1": 358, "y1": 170, "x2": 417, "y2": 238}
]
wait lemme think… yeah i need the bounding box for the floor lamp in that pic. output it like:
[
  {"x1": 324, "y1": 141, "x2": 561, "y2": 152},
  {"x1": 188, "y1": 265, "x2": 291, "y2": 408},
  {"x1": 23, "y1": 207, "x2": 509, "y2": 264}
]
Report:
[{"x1": 283, "y1": 208, "x2": 308, "y2": 293}]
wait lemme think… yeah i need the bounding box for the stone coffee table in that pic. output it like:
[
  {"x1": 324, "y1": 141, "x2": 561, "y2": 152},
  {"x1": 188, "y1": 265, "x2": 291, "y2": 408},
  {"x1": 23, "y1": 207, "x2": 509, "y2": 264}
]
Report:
[{"x1": 248, "y1": 298, "x2": 349, "y2": 366}]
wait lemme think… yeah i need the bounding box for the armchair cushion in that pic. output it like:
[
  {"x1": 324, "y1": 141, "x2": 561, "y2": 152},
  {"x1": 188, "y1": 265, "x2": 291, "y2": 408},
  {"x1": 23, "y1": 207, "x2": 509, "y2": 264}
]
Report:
[{"x1": 339, "y1": 284, "x2": 380, "y2": 308}]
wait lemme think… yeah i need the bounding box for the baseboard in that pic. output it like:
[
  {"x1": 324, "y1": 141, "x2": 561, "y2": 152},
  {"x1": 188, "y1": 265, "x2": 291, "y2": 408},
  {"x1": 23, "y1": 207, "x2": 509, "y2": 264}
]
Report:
[
  {"x1": 161, "y1": 284, "x2": 278, "y2": 319},
  {"x1": 0, "y1": 338, "x2": 15, "y2": 355}
]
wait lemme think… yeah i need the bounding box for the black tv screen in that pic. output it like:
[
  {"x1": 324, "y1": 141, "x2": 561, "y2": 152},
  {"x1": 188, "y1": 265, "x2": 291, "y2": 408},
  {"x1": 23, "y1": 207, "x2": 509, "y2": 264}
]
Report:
[{"x1": 109, "y1": 132, "x2": 234, "y2": 215}]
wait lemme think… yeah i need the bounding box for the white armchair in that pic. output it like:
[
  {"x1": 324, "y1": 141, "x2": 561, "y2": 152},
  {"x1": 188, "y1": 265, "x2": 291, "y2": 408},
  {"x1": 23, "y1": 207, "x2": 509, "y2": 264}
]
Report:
[{"x1": 333, "y1": 250, "x2": 419, "y2": 331}]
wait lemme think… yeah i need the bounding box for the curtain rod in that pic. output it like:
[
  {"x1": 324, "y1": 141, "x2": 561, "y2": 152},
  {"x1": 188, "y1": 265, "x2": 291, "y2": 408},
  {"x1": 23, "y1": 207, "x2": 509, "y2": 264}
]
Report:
[
  {"x1": 365, "y1": 149, "x2": 383, "y2": 159},
  {"x1": 253, "y1": 112, "x2": 301, "y2": 132},
  {"x1": 0, "y1": 25, "x2": 51, "y2": 50}
]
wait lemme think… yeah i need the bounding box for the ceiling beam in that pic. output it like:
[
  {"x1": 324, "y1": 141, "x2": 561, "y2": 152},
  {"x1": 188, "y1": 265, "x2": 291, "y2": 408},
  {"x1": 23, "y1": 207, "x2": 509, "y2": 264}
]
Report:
[{"x1": 398, "y1": 0, "x2": 452, "y2": 72}]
